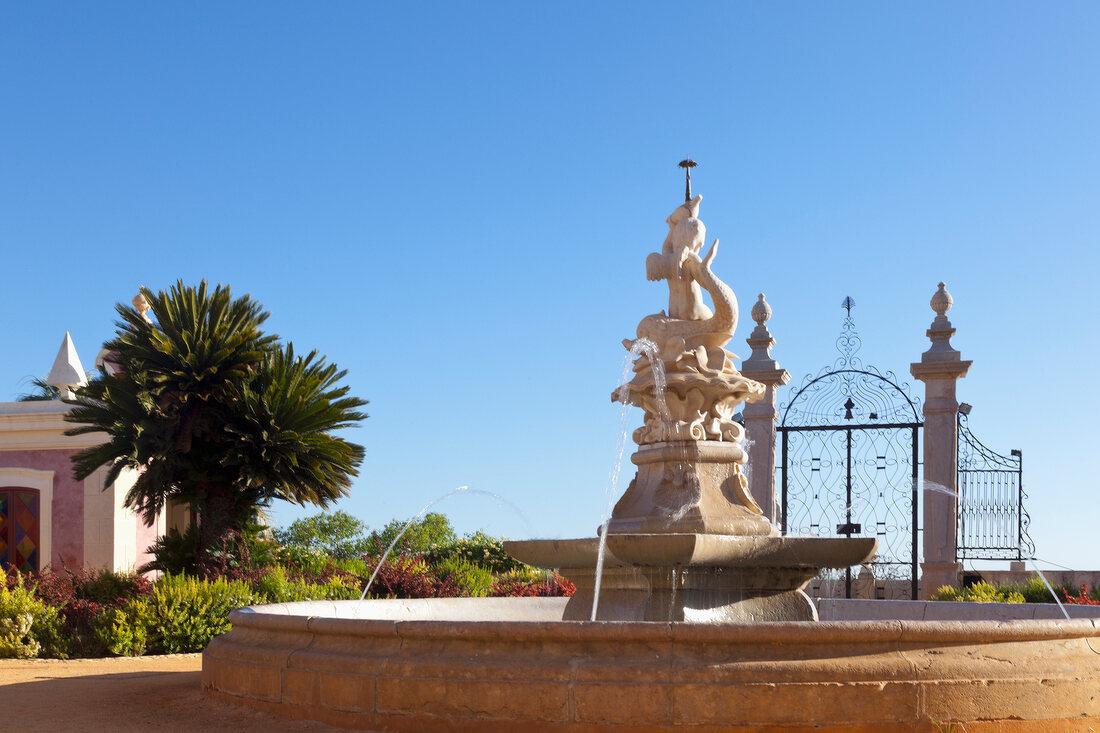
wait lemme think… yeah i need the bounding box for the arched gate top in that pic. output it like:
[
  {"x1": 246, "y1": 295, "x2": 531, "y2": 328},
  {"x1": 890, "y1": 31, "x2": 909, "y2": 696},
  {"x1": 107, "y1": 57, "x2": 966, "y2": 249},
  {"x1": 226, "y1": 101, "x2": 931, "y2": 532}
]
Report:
[{"x1": 778, "y1": 298, "x2": 922, "y2": 427}]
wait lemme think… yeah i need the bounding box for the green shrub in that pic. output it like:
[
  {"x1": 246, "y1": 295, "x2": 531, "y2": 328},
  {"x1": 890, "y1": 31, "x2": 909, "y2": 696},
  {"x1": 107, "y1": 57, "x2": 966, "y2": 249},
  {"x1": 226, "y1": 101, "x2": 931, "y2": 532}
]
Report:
[
  {"x1": 254, "y1": 565, "x2": 359, "y2": 603},
  {"x1": 930, "y1": 581, "x2": 1024, "y2": 603},
  {"x1": 334, "y1": 556, "x2": 369, "y2": 578},
  {"x1": 491, "y1": 566, "x2": 544, "y2": 584},
  {"x1": 140, "y1": 526, "x2": 203, "y2": 575},
  {"x1": 0, "y1": 582, "x2": 66, "y2": 659},
  {"x1": 93, "y1": 598, "x2": 154, "y2": 656},
  {"x1": 433, "y1": 557, "x2": 495, "y2": 597},
  {"x1": 1018, "y1": 575, "x2": 1059, "y2": 604},
  {"x1": 274, "y1": 544, "x2": 331, "y2": 575},
  {"x1": 423, "y1": 532, "x2": 525, "y2": 574},
  {"x1": 148, "y1": 575, "x2": 257, "y2": 653},
  {"x1": 74, "y1": 569, "x2": 151, "y2": 605}
]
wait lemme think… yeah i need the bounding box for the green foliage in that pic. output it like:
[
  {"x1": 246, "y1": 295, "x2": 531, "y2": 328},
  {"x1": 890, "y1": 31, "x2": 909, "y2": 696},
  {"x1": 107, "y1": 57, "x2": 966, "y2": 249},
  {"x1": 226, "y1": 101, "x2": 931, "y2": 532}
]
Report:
[
  {"x1": 92, "y1": 599, "x2": 154, "y2": 656},
  {"x1": 1018, "y1": 575, "x2": 1060, "y2": 604},
  {"x1": 424, "y1": 531, "x2": 525, "y2": 574},
  {"x1": 370, "y1": 512, "x2": 456, "y2": 556},
  {"x1": 331, "y1": 555, "x2": 370, "y2": 578},
  {"x1": 16, "y1": 376, "x2": 60, "y2": 402},
  {"x1": 75, "y1": 569, "x2": 150, "y2": 605},
  {"x1": 0, "y1": 582, "x2": 66, "y2": 659},
  {"x1": 433, "y1": 557, "x2": 495, "y2": 597},
  {"x1": 490, "y1": 566, "x2": 544, "y2": 584},
  {"x1": 253, "y1": 565, "x2": 360, "y2": 603},
  {"x1": 65, "y1": 280, "x2": 368, "y2": 553},
  {"x1": 147, "y1": 574, "x2": 257, "y2": 653},
  {"x1": 140, "y1": 526, "x2": 203, "y2": 575},
  {"x1": 274, "y1": 510, "x2": 372, "y2": 560},
  {"x1": 930, "y1": 581, "x2": 1024, "y2": 603}
]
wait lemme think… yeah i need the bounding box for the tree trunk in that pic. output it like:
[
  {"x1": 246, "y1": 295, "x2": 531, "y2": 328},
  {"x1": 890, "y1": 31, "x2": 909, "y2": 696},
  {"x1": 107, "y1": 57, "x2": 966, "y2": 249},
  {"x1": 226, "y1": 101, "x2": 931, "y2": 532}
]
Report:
[{"x1": 198, "y1": 485, "x2": 238, "y2": 554}]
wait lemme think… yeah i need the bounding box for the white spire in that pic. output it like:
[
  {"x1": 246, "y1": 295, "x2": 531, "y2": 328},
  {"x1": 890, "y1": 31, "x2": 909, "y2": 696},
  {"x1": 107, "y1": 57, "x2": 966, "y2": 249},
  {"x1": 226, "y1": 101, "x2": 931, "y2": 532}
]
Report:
[{"x1": 45, "y1": 332, "x2": 86, "y2": 398}]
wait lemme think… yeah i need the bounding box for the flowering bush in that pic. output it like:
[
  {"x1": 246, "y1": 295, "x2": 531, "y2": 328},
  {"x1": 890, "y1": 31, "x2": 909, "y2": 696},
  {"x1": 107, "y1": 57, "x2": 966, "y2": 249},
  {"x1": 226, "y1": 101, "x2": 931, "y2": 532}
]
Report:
[
  {"x1": 0, "y1": 577, "x2": 66, "y2": 658},
  {"x1": 1061, "y1": 585, "x2": 1100, "y2": 606}
]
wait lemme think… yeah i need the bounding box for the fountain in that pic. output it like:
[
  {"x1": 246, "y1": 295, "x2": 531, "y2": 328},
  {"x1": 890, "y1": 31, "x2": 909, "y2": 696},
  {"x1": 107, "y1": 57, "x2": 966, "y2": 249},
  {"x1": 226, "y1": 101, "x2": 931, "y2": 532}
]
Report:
[
  {"x1": 203, "y1": 173, "x2": 1100, "y2": 731},
  {"x1": 504, "y1": 190, "x2": 875, "y2": 623}
]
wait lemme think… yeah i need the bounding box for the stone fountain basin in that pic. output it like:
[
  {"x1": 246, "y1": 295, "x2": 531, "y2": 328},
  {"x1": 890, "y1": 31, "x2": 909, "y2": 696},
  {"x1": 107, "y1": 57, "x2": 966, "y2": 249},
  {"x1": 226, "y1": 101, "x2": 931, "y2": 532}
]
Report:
[
  {"x1": 504, "y1": 534, "x2": 876, "y2": 568},
  {"x1": 203, "y1": 598, "x2": 1100, "y2": 731}
]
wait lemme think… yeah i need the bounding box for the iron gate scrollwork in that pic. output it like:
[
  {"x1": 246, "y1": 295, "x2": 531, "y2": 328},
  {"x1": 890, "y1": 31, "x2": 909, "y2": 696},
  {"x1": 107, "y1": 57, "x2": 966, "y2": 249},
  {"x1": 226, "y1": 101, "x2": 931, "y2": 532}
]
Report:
[
  {"x1": 777, "y1": 299, "x2": 922, "y2": 600},
  {"x1": 956, "y1": 412, "x2": 1034, "y2": 561}
]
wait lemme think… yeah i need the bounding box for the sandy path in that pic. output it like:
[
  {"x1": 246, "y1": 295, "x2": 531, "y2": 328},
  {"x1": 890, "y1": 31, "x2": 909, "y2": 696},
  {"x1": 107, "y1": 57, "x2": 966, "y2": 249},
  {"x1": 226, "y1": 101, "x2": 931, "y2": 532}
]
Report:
[{"x1": 0, "y1": 654, "x2": 357, "y2": 732}]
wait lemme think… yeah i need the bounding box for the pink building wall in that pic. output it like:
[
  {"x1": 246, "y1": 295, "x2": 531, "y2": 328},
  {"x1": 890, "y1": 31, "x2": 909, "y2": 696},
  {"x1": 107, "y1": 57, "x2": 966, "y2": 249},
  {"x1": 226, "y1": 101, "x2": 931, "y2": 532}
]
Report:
[{"x1": 0, "y1": 447, "x2": 83, "y2": 569}]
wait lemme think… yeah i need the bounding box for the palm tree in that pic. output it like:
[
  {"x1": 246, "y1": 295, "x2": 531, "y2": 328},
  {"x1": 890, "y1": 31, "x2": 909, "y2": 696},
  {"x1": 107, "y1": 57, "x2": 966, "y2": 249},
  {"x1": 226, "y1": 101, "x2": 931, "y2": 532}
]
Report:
[
  {"x1": 65, "y1": 281, "x2": 367, "y2": 552},
  {"x1": 17, "y1": 376, "x2": 60, "y2": 401}
]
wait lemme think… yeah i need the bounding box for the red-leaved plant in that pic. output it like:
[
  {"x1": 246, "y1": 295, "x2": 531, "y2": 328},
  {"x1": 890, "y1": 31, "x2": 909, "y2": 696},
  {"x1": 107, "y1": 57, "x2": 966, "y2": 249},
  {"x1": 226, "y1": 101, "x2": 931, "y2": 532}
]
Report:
[
  {"x1": 1062, "y1": 585, "x2": 1100, "y2": 606},
  {"x1": 363, "y1": 553, "x2": 462, "y2": 599},
  {"x1": 488, "y1": 572, "x2": 575, "y2": 597}
]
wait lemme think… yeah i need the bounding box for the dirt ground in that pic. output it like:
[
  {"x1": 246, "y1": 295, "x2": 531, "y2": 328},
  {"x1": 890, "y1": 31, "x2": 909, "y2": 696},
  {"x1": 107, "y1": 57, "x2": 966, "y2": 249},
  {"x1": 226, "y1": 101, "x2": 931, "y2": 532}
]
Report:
[{"x1": 0, "y1": 654, "x2": 358, "y2": 732}]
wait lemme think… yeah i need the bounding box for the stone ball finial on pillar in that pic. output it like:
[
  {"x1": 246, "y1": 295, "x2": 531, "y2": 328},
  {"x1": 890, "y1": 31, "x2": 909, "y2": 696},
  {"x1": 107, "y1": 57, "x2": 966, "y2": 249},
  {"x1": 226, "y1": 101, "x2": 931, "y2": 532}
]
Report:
[
  {"x1": 751, "y1": 293, "x2": 772, "y2": 326},
  {"x1": 745, "y1": 294, "x2": 777, "y2": 366},
  {"x1": 911, "y1": 281, "x2": 972, "y2": 598},
  {"x1": 930, "y1": 282, "x2": 953, "y2": 317},
  {"x1": 740, "y1": 293, "x2": 790, "y2": 527},
  {"x1": 922, "y1": 282, "x2": 962, "y2": 361}
]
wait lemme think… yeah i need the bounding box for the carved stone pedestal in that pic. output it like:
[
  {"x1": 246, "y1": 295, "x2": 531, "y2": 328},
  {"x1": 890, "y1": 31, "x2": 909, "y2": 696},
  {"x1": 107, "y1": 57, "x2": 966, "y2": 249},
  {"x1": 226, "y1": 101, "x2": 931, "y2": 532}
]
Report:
[{"x1": 606, "y1": 441, "x2": 775, "y2": 537}]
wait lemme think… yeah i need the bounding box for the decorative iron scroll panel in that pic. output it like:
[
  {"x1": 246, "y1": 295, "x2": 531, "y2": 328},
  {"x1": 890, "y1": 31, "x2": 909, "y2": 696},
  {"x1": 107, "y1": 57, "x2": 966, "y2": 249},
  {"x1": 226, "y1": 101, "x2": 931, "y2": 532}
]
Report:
[
  {"x1": 777, "y1": 305, "x2": 922, "y2": 600},
  {"x1": 780, "y1": 423, "x2": 919, "y2": 600},
  {"x1": 957, "y1": 413, "x2": 1033, "y2": 560}
]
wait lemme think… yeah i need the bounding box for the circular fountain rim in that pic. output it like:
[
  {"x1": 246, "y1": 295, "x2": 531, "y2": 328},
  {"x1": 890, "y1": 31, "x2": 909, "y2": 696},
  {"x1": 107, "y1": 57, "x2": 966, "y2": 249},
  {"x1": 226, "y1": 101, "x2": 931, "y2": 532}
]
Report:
[
  {"x1": 230, "y1": 597, "x2": 1100, "y2": 645},
  {"x1": 207, "y1": 597, "x2": 1100, "y2": 730}
]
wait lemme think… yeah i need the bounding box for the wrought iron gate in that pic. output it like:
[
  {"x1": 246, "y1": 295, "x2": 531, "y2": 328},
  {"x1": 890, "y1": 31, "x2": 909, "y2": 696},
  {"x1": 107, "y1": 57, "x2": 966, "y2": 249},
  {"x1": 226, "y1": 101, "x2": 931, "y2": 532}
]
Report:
[
  {"x1": 777, "y1": 302, "x2": 922, "y2": 600},
  {"x1": 956, "y1": 412, "x2": 1034, "y2": 561}
]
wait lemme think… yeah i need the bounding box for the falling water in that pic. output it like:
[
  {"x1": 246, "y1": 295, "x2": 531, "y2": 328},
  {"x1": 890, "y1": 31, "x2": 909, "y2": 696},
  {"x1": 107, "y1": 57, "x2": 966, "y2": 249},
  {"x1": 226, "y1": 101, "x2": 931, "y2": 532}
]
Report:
[
  {"x1": 359, "y1": 486, "x2": 533, "y2": 600},
  {"x1": 1021, "y1": 552, "x2": 1071, "y2": 620},
  {"x1": 919, "y1": 478, "x2": 1070, "y2": 618},
  {"x1": 592, "y1": 337, "x2": 667, "y2": 621}
]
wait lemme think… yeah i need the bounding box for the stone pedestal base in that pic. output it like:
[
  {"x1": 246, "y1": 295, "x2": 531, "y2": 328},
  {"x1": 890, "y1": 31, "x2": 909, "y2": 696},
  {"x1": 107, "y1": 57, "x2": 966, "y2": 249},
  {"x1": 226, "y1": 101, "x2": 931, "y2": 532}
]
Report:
[
  {"x1": 608, "y1": 441, "x2": 775, "y2": 536},
  {"x1": 920, "y1": 561, "x2": 962, "y2": 599}
]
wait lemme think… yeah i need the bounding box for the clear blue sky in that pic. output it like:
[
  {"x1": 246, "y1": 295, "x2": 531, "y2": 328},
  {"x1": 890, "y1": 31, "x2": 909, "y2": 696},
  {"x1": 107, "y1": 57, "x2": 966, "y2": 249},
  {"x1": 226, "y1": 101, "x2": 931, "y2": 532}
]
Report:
[{"x1": 2, "y1": 4, "x2": 1097, "y2": 570}]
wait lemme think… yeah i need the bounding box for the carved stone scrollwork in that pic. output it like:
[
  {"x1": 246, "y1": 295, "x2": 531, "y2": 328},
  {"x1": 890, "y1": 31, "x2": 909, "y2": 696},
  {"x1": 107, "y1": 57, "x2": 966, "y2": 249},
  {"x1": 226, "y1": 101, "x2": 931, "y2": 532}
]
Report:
[{"x1": 607, "y1": 194, "x2": 774, "y2": 537}]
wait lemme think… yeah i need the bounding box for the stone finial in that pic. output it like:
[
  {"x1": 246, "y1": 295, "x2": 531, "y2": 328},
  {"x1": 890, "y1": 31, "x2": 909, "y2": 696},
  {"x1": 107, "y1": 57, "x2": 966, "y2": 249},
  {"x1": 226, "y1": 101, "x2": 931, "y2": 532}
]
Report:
[
  {"x1": 742, "y1": 294, "x2": 784, "y2": 373},
  {"x1": 133, "y1": 289, "x2": 152, "y2": 322},
  {"x1": 45, "y1": 332, "x2": 87, "y2": 399},
  {"x1": 750, "y1": 293, "x2": 771, "y2": 326},
  {"x1": 914, "y1": 281, "x2": 968, "y2": 366},
  {"x1": 930, "y1": 282, "x2": 953, "y2": 317}
]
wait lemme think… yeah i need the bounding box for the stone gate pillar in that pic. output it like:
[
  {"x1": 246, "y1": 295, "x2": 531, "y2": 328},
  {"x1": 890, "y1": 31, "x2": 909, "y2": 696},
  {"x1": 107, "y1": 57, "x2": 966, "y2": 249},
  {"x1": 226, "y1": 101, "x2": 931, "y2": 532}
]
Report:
[
  {"x1": 910, "y1": 283, "x2": 971, "y2": 599},
  {"x1": 740, "y1": 294, "x2": 790, "y2": 527}
]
